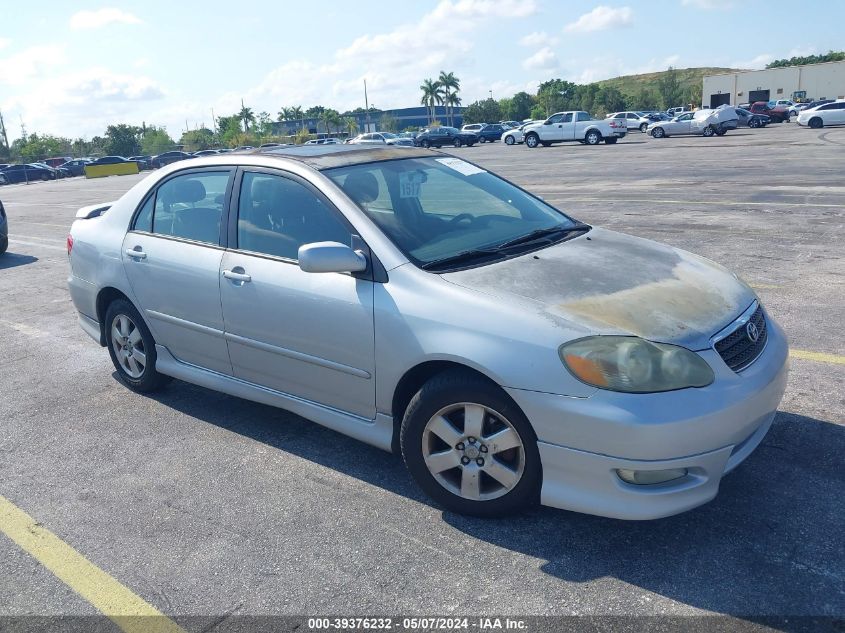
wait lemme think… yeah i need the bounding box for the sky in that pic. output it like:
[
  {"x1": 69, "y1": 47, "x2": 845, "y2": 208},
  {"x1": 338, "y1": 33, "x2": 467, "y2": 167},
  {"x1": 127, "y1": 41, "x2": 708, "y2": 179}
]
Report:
[{"x1": 0, "y1": 0, "x2": 842, "y2": 142}]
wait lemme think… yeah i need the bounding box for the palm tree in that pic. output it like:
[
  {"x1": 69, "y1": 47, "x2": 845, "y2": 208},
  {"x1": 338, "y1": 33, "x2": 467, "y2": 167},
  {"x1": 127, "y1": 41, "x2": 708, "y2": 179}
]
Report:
[
  {"x1": 420, "y1": 78, "x2": 444, "y2": 124},
  {"x1": 438, "y1": 71, "x2": 461, "y2": 126},
  {"x1": 278, "y1": 107, "x2": 292, "y2": 122},
  {"x1": 239, "y1": 102, "x2": 255, "y2": 132},
  {"x1": 343, "y1": 116, "x2": 358, "y2": 137},
  {"x1": 446, "y1": 92, "x2": 462, "y2": 127}
]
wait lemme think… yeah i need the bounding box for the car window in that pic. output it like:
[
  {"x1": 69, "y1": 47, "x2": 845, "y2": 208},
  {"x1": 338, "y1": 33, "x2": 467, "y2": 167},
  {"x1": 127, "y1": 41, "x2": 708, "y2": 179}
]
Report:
[
  {"x1": 148, "y1": 171, "x2": 229, "y2": 244},
  {"x1": 328, "y1": 157, "x2": 577, "y2": 267},
  {"x1": 576, "y1": 112, "x2": 591, "y2": 122},
  {"x1": 547, "y1": 114, "x2": 564, "y2": 124},
  {"x1": 236, "y1": 171, "x2": 352, "y2": 261}
]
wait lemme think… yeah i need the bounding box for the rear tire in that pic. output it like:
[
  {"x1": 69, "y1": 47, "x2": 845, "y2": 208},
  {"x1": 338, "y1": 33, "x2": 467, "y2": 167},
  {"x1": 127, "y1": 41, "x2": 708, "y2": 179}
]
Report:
[
  {"x1": 479, "y1": 137, "x2": 487, "y2": 143},
  {"x1": 421, "y1": 139, "x2": 431, "y2": 149},
  {"x1": 400, "y1": 370, "x2": 541, "y2": 517},
  {"x1": 585, "y1": 130, "x2": 602, "y2": 145},
  {"x1": 453, "y1": 138, "x2": 462, "y2": 148},
  {"x1": 105, "y1": 299, "x2": 171, "y2": 393},
  {"x1": 809, "y1": 117, "x2": 823, "y2": 129},
  {"x1": 639, "y1": 123, "x2": 648, "y2": 132}
]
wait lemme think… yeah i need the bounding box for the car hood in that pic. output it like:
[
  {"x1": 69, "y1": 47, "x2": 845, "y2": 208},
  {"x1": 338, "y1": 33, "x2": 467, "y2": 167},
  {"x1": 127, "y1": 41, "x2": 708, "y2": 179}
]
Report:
[{"x1": 440, "y1": 227, "x2": 755, "y2": 350}]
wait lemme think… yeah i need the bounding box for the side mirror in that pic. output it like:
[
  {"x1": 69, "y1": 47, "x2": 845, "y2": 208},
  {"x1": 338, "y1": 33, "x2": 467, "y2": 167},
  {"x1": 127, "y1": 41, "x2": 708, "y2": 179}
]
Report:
[{"x1": 298, "y1": 241, "x2": 367, "y2": 274}]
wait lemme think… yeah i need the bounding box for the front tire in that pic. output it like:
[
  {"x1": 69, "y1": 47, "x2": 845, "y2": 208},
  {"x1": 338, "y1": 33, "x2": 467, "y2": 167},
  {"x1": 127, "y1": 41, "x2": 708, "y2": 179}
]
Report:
[
  {"x1": 809, "y1": 117, "x2": 823, "y2": 129},
  {"x1": 420, "y1": 139, "x2": 431, "y2": 149},
  {"x1": 105, "y1": 299, "x2": 171, "y2": 393},
  {"x1": 652, "y1": 127, "x2": 665, "y2": 138},
  {"x1": 639, "y1": 123, "x2": 648, "y2": 133},
  {"x1": 400, "y1": 370, "x2": 541, "y2": 517},
  {"x1": 453, "y1": 138, "x2": 462, "y2": 148},
  {"x1": 479, "y1": 136, "x2": 487, "y2": 143},
  {"x1": 703, "y1": 125, "x2": 715, "y2": 137},
  {"x1": 524, "y1": 133, "x2": 540, "y2": 148},
  {"x1": 749, "y1": 118, "x2": 760, "y2": 128},
  {"x1": 505, "y1": 135, "x2": 515, "y2": 145}
]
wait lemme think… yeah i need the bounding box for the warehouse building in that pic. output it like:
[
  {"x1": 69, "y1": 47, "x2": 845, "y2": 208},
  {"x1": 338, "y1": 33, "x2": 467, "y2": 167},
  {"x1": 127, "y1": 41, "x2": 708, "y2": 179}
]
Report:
[{"x1": 703, "y1": 61, "x2": 845, "y2": 108}]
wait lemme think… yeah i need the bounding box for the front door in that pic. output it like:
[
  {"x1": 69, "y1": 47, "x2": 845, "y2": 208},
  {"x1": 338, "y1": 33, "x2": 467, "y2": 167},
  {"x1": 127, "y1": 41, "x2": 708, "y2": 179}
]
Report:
[
  {"x1": 219, "y1": 169, "x2": 376, "y2": 419},
  {"x1": 121, "y1": 169, "x2": 234, "y2": 375}
]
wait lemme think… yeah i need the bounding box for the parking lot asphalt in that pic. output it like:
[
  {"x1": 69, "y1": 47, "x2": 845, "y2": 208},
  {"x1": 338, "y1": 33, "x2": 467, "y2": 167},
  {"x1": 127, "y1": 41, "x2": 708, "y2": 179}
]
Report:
[{"x1": 0, "y1": 123, "x2": 843, "y2": 628}]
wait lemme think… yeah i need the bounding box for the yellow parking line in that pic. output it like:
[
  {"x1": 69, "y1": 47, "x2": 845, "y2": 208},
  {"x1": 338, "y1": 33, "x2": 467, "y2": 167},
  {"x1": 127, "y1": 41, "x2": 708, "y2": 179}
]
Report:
[
  {"x1": 790, "y1": 349, "x2": 845, "y2": 365},
  {"x1": 0, "y1": 495, "x2": 185, "y2": 633}
]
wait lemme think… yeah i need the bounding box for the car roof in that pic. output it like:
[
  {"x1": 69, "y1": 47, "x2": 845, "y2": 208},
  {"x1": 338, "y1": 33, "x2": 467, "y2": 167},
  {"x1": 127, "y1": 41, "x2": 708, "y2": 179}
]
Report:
[{"x1": 241, "y1": 144, "x2": 432, "y2": 170}]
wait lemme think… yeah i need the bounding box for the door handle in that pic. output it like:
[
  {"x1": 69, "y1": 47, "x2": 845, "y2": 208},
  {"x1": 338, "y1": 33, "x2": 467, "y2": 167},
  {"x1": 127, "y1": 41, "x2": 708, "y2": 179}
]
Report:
[
  {"x1": 125, "y1": 248, "x2": 146, "y2": 259},
  {"x1": 222, "y1": 269, "x2": 252, "y2": 283}
]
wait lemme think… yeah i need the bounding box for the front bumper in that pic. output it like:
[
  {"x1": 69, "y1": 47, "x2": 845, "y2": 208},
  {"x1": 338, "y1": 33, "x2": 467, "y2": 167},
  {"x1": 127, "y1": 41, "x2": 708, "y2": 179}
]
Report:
[{"x1": 506, "y1": 315, "x2": 789, "y2": 520}]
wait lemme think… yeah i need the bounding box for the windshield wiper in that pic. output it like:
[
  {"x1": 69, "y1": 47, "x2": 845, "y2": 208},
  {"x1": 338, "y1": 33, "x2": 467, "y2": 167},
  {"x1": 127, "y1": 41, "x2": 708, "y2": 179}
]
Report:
[
  {"x1": 420, "y1": 248, "x2": 504, "y2": 271},
  {"x1": 495, "y1": 224, "x2": 591, "y2": 250}
]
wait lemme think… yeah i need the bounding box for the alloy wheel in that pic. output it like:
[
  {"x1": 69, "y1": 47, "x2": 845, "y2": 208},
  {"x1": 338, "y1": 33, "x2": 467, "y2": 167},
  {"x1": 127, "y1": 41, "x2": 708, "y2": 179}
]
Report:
[
  {"x1": 111, "y1": 314, "x2": 146, "y2": 379},
  {"x1": 421, "y1": 402, "x2": 525, "y2": 501}
]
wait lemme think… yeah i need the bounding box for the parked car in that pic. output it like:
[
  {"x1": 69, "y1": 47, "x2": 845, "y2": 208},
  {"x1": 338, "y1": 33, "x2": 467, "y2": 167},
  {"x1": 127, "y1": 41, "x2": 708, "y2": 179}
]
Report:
[
  {"x1": 501, "y1": 122, "x2": 536, "y2": 145},
  {"x1": 461, "y1": 123, "x2": 486, "y2": 133},
  {"x1": 0, "y1": 172, "x2": 7, "y2": 186},
  {"x1": 67, "y1": 145, "x2": 788, "y2": 519},
  {"x1": 475, "y1": 124, "x2": 507, "y2": 143},
  {"x1": 0, "y1": 164, "x2": 57, "y2": 183},
  {"x1": 523, "y1": 111, "x2": 627, "y2": 147},
  {"x1": 734, "y1": 108, "x2": 769, "y2": 128},
  {"x1": 59, "y1": 159, "x2": 92, "y2": 177},
  {"x1": 90, "y1": 156, "x2": 133, "y2": 165},
  {"x1": 414, "y1": 127, "x2": 478, "y2": 148},
  {"x1": 749, "y1": 102, "x2": 790, "y2": 123},
  {"x1": 789, "y1": 100, "x2": 833, "y2": 116},
  {"x1": 191, "y1": 150, "x2": 223, "y2": 157},
  {"x1": 129, "y1": 155, "x2": 152, "y2": 169},
  {"x1": 607, "y1": 111, "x2": 652, "y2": 133},
  {"x1": 500, "y1": 121, "x2": 521, "y2": 128},
  {"x1": 258, "y1": 143, "x2": 284, "y2": 149},
  {"x1": 648, "y1": 108, "x2": 737, "y2": 138},
  {"x1": 304, "y1": 138, "x2": 341, "y2": 146},
  {"x1": 0, "y1": 198, "x2": 7, "y2": 254},
  {"x1": 44, "y1": 157, "x2": 72, "y2": 168},
  {"x1": 767, "y1": 99, "x2": 794, "y2": 109},
  {"x1": 349, "y1": 133, "x2": 414, "y2": 146},
  {"x1": 797, "y1": 100, "x2": 845, "y2": 129},
  {"x1": 151, "y1": 151, "x2": 192, "y2": 169},
  {"x1": 666, "y1": 106, "x2": 686, "y2": 116},
  {"x1": 30, "y1": 162, "x2": 68, "y2": 178}
]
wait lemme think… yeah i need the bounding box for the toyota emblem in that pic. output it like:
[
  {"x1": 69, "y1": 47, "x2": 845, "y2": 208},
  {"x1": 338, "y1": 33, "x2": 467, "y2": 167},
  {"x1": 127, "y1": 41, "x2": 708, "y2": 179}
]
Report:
[{"x1": 746, "y1": 321, "x2": 760, "y2": 343}]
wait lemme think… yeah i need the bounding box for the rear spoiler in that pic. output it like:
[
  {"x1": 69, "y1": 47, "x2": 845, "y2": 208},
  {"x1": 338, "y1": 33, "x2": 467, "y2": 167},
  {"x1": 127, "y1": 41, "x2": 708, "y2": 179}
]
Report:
[{"x1": 75, "y1": 201, "x2": 115, "y2": 219}]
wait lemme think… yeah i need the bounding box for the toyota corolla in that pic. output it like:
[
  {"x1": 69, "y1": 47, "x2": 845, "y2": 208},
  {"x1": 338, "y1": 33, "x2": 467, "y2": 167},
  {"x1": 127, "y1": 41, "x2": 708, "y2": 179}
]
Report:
[{"x1": 67, "y1": 146, "x2": 788, "y2": 519}]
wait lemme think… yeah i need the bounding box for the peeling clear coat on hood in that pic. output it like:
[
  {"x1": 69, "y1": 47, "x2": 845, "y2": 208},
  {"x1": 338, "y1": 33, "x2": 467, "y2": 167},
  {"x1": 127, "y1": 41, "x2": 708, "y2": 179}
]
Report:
[{"x1": 440, "y1": 227, "x2": 756, "y2": 351}]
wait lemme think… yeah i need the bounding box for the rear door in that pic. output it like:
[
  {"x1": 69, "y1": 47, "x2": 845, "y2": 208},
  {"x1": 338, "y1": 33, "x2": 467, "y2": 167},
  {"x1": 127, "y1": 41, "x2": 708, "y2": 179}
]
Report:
[
  {"x1": 121, "y1": 168, "x2": 234, "y2": 375},
  {"x1": 219, "y1": 168, "x2": 376, "y2": 418}
]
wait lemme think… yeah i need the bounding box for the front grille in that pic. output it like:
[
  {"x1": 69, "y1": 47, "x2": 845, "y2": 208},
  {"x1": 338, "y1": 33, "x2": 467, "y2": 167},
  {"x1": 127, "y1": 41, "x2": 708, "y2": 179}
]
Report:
[{"x1": 715, "y1": 305, "x2": 768, "y2": 372}]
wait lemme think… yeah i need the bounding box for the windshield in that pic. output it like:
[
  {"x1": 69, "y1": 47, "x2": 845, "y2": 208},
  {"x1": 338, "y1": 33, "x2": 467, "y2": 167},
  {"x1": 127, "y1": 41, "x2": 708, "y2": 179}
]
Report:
[{"x1": 326, "y1": 156, "x2": 582, "y2": 269}]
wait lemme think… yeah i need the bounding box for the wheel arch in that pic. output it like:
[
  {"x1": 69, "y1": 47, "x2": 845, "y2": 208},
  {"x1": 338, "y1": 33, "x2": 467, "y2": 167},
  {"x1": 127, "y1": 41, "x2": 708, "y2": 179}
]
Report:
[
  {"x1": 95, "y1": 286, "x2": 136, "y2": 346},
  {"x1": 390, "y1": 360, "x2": 509, "y2": 453}
]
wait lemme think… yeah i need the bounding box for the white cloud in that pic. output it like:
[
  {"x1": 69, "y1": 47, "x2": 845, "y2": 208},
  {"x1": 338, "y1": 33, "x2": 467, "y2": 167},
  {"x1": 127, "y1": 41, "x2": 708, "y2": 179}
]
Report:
[
  {"x1": 787, "y1": 46, "x2": 816, "y2": 58},
  {"x1": 69, "y1": 8, "x2": 142, "y2": 30},
  {"x1": 0, "y1": 45, "x2": 65, "y2": 85},
  {"x1": 244, "y1": 0, "x2": 539, "y2": 112},
  {"x1": 681, "y1": 0, "x2": 733, "y2": 8},
  {"x1": 731, "y1": 53, "x2": 774, "y2": 69},
  {"x1": 519, "y1": 31, "x2": 558, "y2": 47},
  {"x1": 0, "y1": 38, "x2": 11, "y2": 50},
  {"x1": 522, "y1": 47, "x2": 559, "y2": 72},
  {"x1": 564, "y1": 6, "x2": 633, "y2": 33}
]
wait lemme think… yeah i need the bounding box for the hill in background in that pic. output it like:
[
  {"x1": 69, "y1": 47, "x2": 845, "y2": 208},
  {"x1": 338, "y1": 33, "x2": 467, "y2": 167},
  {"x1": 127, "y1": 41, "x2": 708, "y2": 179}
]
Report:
[{"x1": 596, "y1": 67, "x2": 741, "y2": 97}]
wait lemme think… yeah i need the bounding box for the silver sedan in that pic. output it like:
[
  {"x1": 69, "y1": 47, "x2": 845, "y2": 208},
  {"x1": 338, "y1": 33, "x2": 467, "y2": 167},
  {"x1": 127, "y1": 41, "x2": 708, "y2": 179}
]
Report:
[{"x1": 67, "y1": 145, "x2": 788, "y2": 519}]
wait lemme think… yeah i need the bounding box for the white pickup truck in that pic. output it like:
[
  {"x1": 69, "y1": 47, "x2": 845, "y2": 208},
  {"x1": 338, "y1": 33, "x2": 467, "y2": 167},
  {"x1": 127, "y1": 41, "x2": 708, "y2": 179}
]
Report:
[{"x1": 523, "y1": 111, "x2": 626, "y2": 148}]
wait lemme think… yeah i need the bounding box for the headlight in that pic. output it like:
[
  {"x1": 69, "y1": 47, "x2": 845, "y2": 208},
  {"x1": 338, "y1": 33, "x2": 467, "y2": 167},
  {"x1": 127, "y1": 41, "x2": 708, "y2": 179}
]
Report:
[{"x1": 559, "y1": 336, "x2": 714, "y2": 393}]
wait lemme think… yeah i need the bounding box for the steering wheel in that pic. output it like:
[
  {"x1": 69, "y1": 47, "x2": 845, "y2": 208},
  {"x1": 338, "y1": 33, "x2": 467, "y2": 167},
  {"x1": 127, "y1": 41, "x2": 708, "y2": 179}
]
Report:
[{"x1": 448, "y1": 213, "x2": 475, "y2": 226}]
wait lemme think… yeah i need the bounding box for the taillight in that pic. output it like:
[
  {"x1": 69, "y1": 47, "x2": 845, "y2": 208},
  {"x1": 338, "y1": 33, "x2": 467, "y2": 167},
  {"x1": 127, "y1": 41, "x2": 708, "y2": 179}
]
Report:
[{"x1": 67, "y1": 234, "x2": 73, "y2": 256}]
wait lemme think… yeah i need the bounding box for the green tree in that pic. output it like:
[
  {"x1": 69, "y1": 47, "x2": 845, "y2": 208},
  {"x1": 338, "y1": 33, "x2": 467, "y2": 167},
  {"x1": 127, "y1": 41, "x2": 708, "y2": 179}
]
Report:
[
  {"x1": 305, "y1": 105, "x2": 326, "y2": 118},
  {"x1": 179, "y1": 128, "x2": 214, "y2": 152},
  {"x1": 462, "y1": 99, "x2": 501, "y2": 125},
  {"x1": 419, "y1": 78, "x2": 443, "y2": 124},
  {"x1": 595, "y1": 86, "x2": 626, "y2": 116},
  {"x1": 529, "y1": 104, "x2": 547, "y2": 120},
  {"x1": 657, "y1": 66, "x2": 683, "y2": 110},
  {"x1": 766, "y1": 50, "x2": 844, "y2": 69},
  {"x1": 12, "y1": 133, "x2": 72, "y2": 162},
  {"x1": 238, "y1": 104, "x2": 255, "y2": 132},
  {"x1": 509, "y1": 91, "x2": 534, "y2": 121},
  {"x1": 438, "y1": 70, "x2": 461, "y2": 126},
  {"x1": 254, "y1": 111, "x2": 273, "y2": 138},
  {"x1": 141, "y1": 126, "x2": 175, "y2": 155},
  {"x1": 379, "y1": 112, "x2": 398, "y2": 133},
  {"x1": 343, "y1": 116, "x2": 358, "y2": 136},
  {"x1": 320, "y1": 108, "x2": 342, "y2": 135},
  {"x1": 104, "y1": 124, "x2": 142, "y2": 156},
  {"x1": 217, "y1": 115, "x2": 243, "y2": 147}
]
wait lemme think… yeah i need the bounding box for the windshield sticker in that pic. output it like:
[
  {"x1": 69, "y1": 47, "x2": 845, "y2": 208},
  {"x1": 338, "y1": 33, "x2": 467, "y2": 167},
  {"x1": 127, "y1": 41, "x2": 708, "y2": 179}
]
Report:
[
  {"x1": 435, "y1": 157, "x2": 486, "y2": 177},
  {"x1": 398, "y1": 171, "x2": 423, "y2": 198}
]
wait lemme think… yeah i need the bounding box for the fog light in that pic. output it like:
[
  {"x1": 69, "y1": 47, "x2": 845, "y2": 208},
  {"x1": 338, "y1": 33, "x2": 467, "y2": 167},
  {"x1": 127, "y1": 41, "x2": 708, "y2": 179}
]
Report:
[{"x1": 617, "y1": 468, "x2": 688, "y2": 485}]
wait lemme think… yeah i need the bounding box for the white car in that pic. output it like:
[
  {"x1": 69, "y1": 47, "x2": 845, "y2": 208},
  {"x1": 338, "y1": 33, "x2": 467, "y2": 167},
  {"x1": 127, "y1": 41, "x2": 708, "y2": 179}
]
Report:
[
  {"x1": 648, "y1": 109, "x2": 737, "y2": 138},
  {"x1": 523, "y1": 111, "x2": 627, "y2": 147},
  {"x1": 796, "y1": 100, "x2": 845, "y2": 129},
  {"x1": 607, "y1": 111, "x2": 652, "y2": 133},
  {"x1": 461, "y1": 124, "x2": 486, "y2": 133},
  {"x1": 349, "y1": 133, "x2": 414, "y2": 146},
  {"x1": 501, "y1": 122, "x2": 536, "y2": 145},
  {"x1": 304, "y1": 138, "x2": 341, "y2": 145}
]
